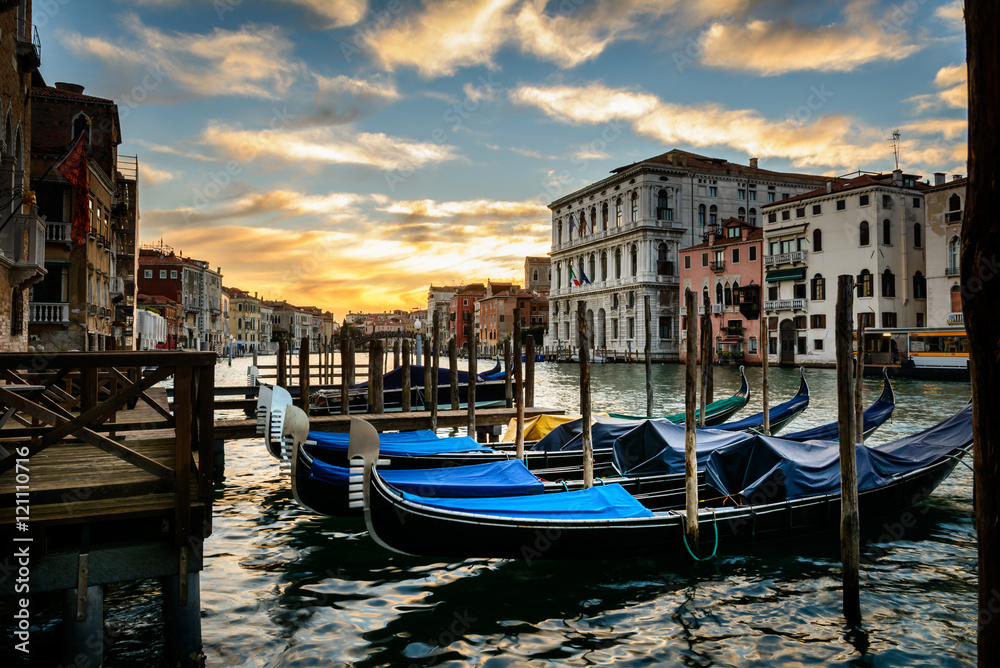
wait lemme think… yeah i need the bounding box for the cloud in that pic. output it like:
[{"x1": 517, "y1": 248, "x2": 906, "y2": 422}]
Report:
[
  {"x1": 907, "y1": 63, "x2": 968, "y2": 113},
  {"x1": 144, "y1": 189, "x2": 375, "y2": 227},
  {"x1": 140, "y1": 163, "x2": 176, "y2": 186},
  {"x1": 935, "y1": 0, "x2": 965, "y2": 30},
  {"x1": 696, "y1": 0, "x2": 922, "y2": 75},
  {"x1": 511, "y1": 81, "x2": 965, "y2": 173},
  {"x1": 61, "y1": 14, "x2": 300, "y2": 100},
  {"x1": 200, "y1": 122, "x2": 461, "y2": 171},
  {"x1": 133, "y1": 140, "x2": 214, "y2": 162},
  {"x1": 285, "y1": 0, "x2": 368, "y2": 28},
  {"x1": 302, "y1": 73, "x2": 401, "y2": 125}
]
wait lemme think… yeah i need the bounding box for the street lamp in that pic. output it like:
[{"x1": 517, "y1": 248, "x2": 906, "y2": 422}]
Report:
[{"x1": 414, "y1": 318, "x2": 423, "y2": 365}]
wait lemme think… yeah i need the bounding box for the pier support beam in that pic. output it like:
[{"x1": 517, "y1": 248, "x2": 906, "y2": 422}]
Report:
[
  {"x1": 60, "y1": 585, "x2": 103, "y2": 668},
  {"x1": 162, "y1": 572, "x2": 204, "y2": 667}
]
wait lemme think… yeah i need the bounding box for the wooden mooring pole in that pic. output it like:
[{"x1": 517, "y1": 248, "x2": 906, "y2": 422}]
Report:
[
  {"x1": 401, "y1": 339, "x2": 411, "y2": 412},
  {"x1": 504, "y1": 339, "x2": 513, "y2": 409},
  {"x1": 836, "y1": 275, "x2": 861, "y2": 625},
  {"x1": 431, "y1": 310, "x2": 440, "y2": 431},
  {"x1": 684, "y1": 289, "x2": 699, "y2": 547},
  {"x1": 645, "y1": 296, "x2": 653, "y2": 417},
  {"x1": 298, "y1": 336, "x2": 310, "y2": 412},
  {"x1": 340, "y1": 336, "x2": 350, "y2": 415},
  {"x1": 578, "y1": 301, "x2": 593, "y2": 488},
  {"x1": 700, "y1": 294, "x2": 713, "y2": 426},
  {"x1": 762, "y1": 316, "x2": 770, "y2": 435},
  {"x1": 368, "y1": 339, "x2": 384, "y2": 414},
  {"x1": 449, "y1": 337, "x2": 459, "y2": 410},
  {"x1": 514, "y1": 307, "x2": 524, "y2": 459},
  {"x1": 276, "y1": 339, "x2": 287, "y2": 388},
  {"x1": 525, "y1": 335, "x2": 535, "y2": 408},
  {"x1": 855, "y1": 318, "x2": 865, "y2": 443},
  {"x1": 466, "y1": 313, "x2": 477, "y2": 437}
]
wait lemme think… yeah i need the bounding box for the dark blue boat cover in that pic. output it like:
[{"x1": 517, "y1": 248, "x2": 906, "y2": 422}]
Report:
[
  {"x1": 704, "y1": 404, "x2": 972, "y2": 502},
  {"x1": 351, "y1": 361, "x2": 501, "y2": 390},
  {"x1": 716, "y1": 379, "x2": 809, "y2": 433},
  {"x1": 307, "y1": 457, "x2": 544, "y2": 497},
  {"x1": 396, "y1": 481, "x2": 655, "y2": 519},
  {"x1": 308, "y1": 430, "x2": 491, "y2": 455},
  {"x1": 530, "y1": 415, "x2": 639, "y2": 452},
  {"x1": 611, "y1": 419, "x2": 756, "y2": 475},
  {"x1": 782, "y1": 380, "x2": 894, "y2": 442}
]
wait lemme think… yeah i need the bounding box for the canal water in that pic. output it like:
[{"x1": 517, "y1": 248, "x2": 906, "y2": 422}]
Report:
[{"x1": 9, "y1": 358, "x2": 979, "y2": 666}]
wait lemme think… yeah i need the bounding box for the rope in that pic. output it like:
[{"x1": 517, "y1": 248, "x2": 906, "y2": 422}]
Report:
[
  {"x1": 560, "y1": 480, "x2": 569, "y2": 492},
  {"x1": 944, "y1": 453, "x2": 974, "y2": 472},
  {"x1": 681, "y1": 511, "x2": 719, "y2": 562}
]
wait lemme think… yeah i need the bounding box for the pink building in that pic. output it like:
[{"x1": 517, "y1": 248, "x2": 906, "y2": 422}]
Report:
[{"x1": 679, "y1": 218, "x2": 764, "y2": 364}]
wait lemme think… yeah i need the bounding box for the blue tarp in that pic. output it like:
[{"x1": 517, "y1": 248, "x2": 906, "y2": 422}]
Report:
[
  {"x1": 782, "y1": 379, "x2": 894, "y2": 441},
  {"x1": 397, "y1": 482, "x2": 655, "y2": 519},
  {"x1": 704, "y1": 403, "x2": 973, "y2": 502},
  {"x1": 611, "y1": 419, "x2": 757, "y2": 475},
  {"x1": 308, "y1": 430, "x2": 492, "y2": 455},
  {"x1": 716, "y1": 380, "x2": 809, "y2": 433},
  {"x1": 308, "y1": 457, "x2": 544, "y2": 497},
  {"x1": 530, "y1": 415, "x2": 639, "y2": 452}
]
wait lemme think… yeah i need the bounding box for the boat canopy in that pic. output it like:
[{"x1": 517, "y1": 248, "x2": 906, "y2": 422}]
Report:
[
  {"x1": 501, "y1": 413, "x2": 579, "y2": 442},
  {"x1": 610, "y1": 420, "x2": 755, "y2": 476},
  {"x1": 309, "y1": 430, "x2": 491, "y2": 455},
  {"x1": 529, "y1": 415, "x2": 640, "y2": 452},
  {"x1": 382, "y1": 460, "x2": 544, "y2": 497},
  {"x1": 396, "y1": 482, "x2": 655, "y2": 519}
]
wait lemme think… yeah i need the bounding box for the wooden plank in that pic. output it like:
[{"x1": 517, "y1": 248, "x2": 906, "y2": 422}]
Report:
[{"x1": 173, "y1": 366, "x2": 193, "y2": 545}]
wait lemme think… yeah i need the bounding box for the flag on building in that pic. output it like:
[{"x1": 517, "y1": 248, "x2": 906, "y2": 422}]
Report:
[
  {"x1": 569, "y1": 266, "x2": 580, "y2": 287},
  {"x1": 54, "y1": 133, "x2": 90, "y2": 246},
  {"x1": 580, "y1": 268, "x2": 592, "y2": 284}
]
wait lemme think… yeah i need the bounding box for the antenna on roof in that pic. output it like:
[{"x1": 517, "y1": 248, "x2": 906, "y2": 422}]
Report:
[{"x1": 888, "y1": 130, "x2": 902, "y2": 170}]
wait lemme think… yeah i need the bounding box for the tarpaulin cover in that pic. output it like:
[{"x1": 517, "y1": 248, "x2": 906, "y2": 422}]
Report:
[
  {"x1": 781, "y1": 377, "x2": 894, "y2": 442},
  {"x1": 397, "y1": 481, "x2": 655, "y2": 519},
  {"x1": 715, "y1": 375, "x2": 809, "y2": 433},
  {"x1": 867, "y1": 402, "x2": 972, "y2": 475},
  {"x1": 380, "y1": 460, "x2": 544, "y2": 497},
  {"x1": 308, "y1": 430, "x2": 492, "y2": 455},
  {"x1": 611, "y1": 419, "x2": 757, "y2": 475},
  {"x1": 502, "y1": 413, "x2": 580, "y2": 442},
  {"x1": 530, "y1": 415, "x2": 640, "y2": 452}
]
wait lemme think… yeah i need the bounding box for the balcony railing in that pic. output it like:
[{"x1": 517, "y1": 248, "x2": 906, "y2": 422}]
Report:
[
  {"x1": 712, "y1": 303, "x2": 724, "y2": 314},
  {"x1": 30, "y1": 302, "x2": 69, "y2": 323},
  {"x1": 946, "y1": 211, "x2": 963, "y2": 223},
  {"x1": 764, "y1": 298, "x2": 808, "y2": 311},
  {"x1": 679, "y1": 305, "x2": 707, "y2": 316},
  {"x1": 764, "y1": 250, "x2": 807, "y2": 267},
  {"x1": 726, "y1": 326, "x2": 745, "y2": 336},
  {"x1": 947, "y1": 312, "x2": 964, "y2": 325},
  {"x1": 46, "y1": 222, "x2": 71, "y2": 242},
  {"x1": 711, "y1": 260, "x2": 725, "y2": 272},
  {"x1": 945, "y1": 265, "x2": 961, "y2": 276},
  {"x1": 3, "y1": 213, "x2": 46, "y2": 288}
]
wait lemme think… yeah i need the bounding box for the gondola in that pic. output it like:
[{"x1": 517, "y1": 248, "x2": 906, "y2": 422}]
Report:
[
  {"x1": 778, "y1": 368, "x2": 895, "y2": 441},
  {"x1": 607, "y1": 365, "x2": 750, "y2": 425},
  {"x1": 353, "y1": 404, "x2": 973, "y2": 560}
]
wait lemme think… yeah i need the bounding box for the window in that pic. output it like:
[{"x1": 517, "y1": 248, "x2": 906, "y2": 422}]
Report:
[
  {"x1": 811, "y1": 314, "x2": 826, "y2": 328},
  {"x1": 913, "y1": 197, "x2": 921, "y2": 208},
  {"x1": 709, "y1": 205, "x2": 717, "y2": 225},
  {"x1": 768, "y1": 212, "x2": 777, "y2": 223},
  {"x1": 814, "y1": 339, "x2": 824, "y2": 351},
  {"x1": 857, "y1": 269, "x2": 873, "y2": 297},
  {"x1": 917, "y1": 312, "x2": 925, "y2": 327},
  {"x1": 702, "y1": 253, "x2": 708, "y2": 267},
  {"x1": 793, "y1": 283, "x2": 806, "y2": 300},
  {"x1": 767, "y1": 192, "x2": 775, "y2": 203},
  {"x1": 631, "y1": 192, "x2": 638, "y2": 222},
  {"x1": 72, "y1": 113, "x2": 92, "y2": 144},
  {"x1": 882, "y1": 219, "x2": 891, "y2": 245},
  {"x1": 860, "y1": 221, "x2": 870, "y2": 246},
  {"x1": 749, "y1": 186, "x2": 757, "y2": 201},
  {"x1": 170, "y1": 270, "x2": 177, "y2": 279},
  {"x1": 836, "y1": 199, "x2": 846, "y2": 211},
  {"x1": 782, "y1": 210, "x2": 790, "y2": 221},
  {"x1": 749, "y1": 208, "x2": 757, "y2": 225},
  {"x1": 796, "y1": 207, "x2": 806, "y2": 218},
  {"x1": 882, "y1": 194, "x2": 893, "y2": 207},
  {"x1": 716, "y1": 283, "x2": 724, "y2": 305},
  {"x1": 732, "y1": 248, "x2": 740, "y2": 263},
  {"x1": 794, "y1": 315, "x2": 807, "y2": 329},
  {"x1": 859, "y1": 312, "x2": 875, "y2": 329},
  {"x1": 724, "y1": 285, "x2": 733, "y2": 306},
  {"x1": 532, "y1": 269, "x2": 539, "y2": 282},
  {"x1": 659, "y1": 316, "x2": 672, "y2": 340},
  {"x1": 913, "y1": 223, "x2": 922, "y2": 248},
  {"x1": 657, "y1": 190, "x2": 669, "y2": 220},
  {"x1": 602, "y1": 202, "x2": 609, "y2": 230},
  {"x1": 782, "y1": 193, "x2": 790, "y2": 200},
  {"x1": 859, "y1": 194, "x2": 870, "y2": 206},
  {"x1": 769, "y1": 337, "x2": 777, "y2": 354},
  {"x1": 144, "y1": 269, "x2": 152, "y2": 278},
  {"x1": 698, "y1": 204, "x2": 706, "y2": 226},
  {"x1": 948, "y1": 236, "x2": 961, "y2": 273},
  {"x1": 615, "y1": 197, "x2": 622, "y2": 226},
  {"x1": 768, "y1": 286, "x2": 779, "y2": 301},
  {"x1": 591, "y1": 206, "x2": 597, "y2": 233},
  {"x1": 913, "y1": 272, "x2": 927, "y2": 299},
  {"x1": 728, "y1": 225, "x2": 741, "y2": 238},
  {"x1": 579, "y1": 212, "x2": 586, "y2": 236},
  {"x1": 749, "y1": 246, "x2": 757, "y2": 262},
  {"x1": 159, "y1": 270, "x2": 167, "y2": 279},
  {"x1": 738, "y1": 188, "x2": 746, "y2": 199},
  {"x1": 738, "y1": 206, "x2": 746, "y2": 221},
  {"x1": 797, "y1": 337, "x2": 806, "y2": 354},
  {"x1": 812, "y1": 204, "x2": 822, "y2": 215},
  {"x1": 882, "y1": 312, "x2": 898, "y2": 328},
  {"x1": 709, "y1": 186, "x2": 718, "y2": 197},
  {"x1": 882, "y1": 269, "x2": 896, "y2": 297},
  {"x1": 630, "y1": 244, "x2": 638, "y2": 276},
  {"x1": 627, "y1": 317, "x2": 635, "y2": 338},
  {"x1": 947, "y1": 193, "x2": 962, "y2": 222},
  {"x1": 615, "y1": 248, "x2": 622, "y2": 278},
  {"x1": 749, "y1": 337, "x2": 758, "y2": 353},
  {"x1": 601, "y1": 251, "x2": 608, "y2": 280},
  {"x1": 810, "y1": 274, "x2": 825, "y2": 300},
  {"x1": 951, "y1": 285, "x2": 962, "y2": 312},
  {"x1": 684, "y1": 255, "x2": 691, "y2": 270}
]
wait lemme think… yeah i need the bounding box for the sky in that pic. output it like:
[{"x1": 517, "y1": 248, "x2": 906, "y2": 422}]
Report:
[{"x1": 33, "y1": 0, "x2": 968, "y2": 320}]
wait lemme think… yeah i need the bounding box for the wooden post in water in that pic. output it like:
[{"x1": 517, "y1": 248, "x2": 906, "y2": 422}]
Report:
[
  {"x1": 684, "y1": 289, "x2": 699, "y2": 547},
  {"x1": 577, "y1": 301, "x2": 593, "y2": 488},
  {"x1": 276, "y1": 339, "x2": 287, "y2": 389},
  {"x1": 466, "y1": 313, "x2": 477, "y2": 436},
  {"x1": 431, "y1": 310, "x2": 440, "y2": 431},
  {"x1": 699, "y1": 293, "x2": 709, "y2": 427},
  {"x1": 514, "y1": 307, "x2": 525, "y2": 459},
  {"x1": 504, "y1": 339, "x2": 513, "y2": 409},
  {"x1": 961, "y1": 7, "x2": 1000, "y2": 659},
  {"x1": 525, "y1": 335, "x2": 535, "y2": 408},
  {"x1": 855, "y1": 317, "x2": 865, "y2": 443},
  {"x1": 340, "y1": 336, "x2": 350, "y2": 415},
  {"x1": 645, "y1": 296, "x2": 653, "y2": 417},
  {"x1": 449, "y1": 338, "x2": 459, "y2": 410},
  {"x1": 762, "y1": 316, "x2": 770, "y2": 435},
  {"x1": 368, "y1": 339, "x2": 384, "y2": 414},
  {"x1": 835, "y1": 275, "x2": 861, "y2": 625},
  {"x1": 298, "y1": 336, "x2": 310, "y2": 412},
  {"x1": 393, "y1": 339, "x2": 400, "y2": 369},
  {"x1": 347, "y1": 338, "x2": 356, "y2": 387},
  {"x1": 401, "y1": 339, "x2": 411, "y2": 412}
]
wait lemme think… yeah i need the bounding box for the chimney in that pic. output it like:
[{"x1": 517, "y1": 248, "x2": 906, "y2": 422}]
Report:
[
  {"x1": 55, "y1": 82, "x2": 85, "y2": 95},
  {"x1": 749, "y1": 157, "x2": 758, "y2": 169},
  {"x1": 893, "y1": 169, "x2": 903, "y2": 187},
  {"x1": 953, "y1": 174, "x2": 963, "y2": 181},
  {"x1": 933, "y1": 172, "x2": 946, "y2": 186},
  {"x1": 826, "y1": 180, "x2": 833, "y2": 194}
]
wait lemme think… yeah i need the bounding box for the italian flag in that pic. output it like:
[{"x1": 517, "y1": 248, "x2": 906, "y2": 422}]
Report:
[{"x1": 569, "y1": 266, "x2": 581, "y2": 287}]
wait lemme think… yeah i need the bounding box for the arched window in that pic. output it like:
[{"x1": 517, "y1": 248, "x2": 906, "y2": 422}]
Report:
[
  {"x1": 557, "y1": 221, "x2": 563, "y2": 243},
  {"x1": 630, "y1": 244, "x2": 638, "y2": 276},
  {"x1": 716, "y1": 282, "x2": 724, "y2": 305},
  {"x1": 657, "y1": 189, "x2": 669, "y2": 220},
  {"x1": 709, "y1": 204, "x2": 718, "y2": 225},
  {"x1": 615, "y1": 248, "x2": 622, "y2": 279},
  {"x1": 698, "y1": 204, "x2": 706, "y2": 226},
  {"x1": 859, "y1": 221, "x2": 870, "y2": 246},
  {"x1": 811, "y1": 273, "x2": 825, "y2": 300},
  {"x1": 857, "y1": 269, "x2": 873, "y2": 297},
  {"x1": 615, "y1": 197, "x2": 623, "y2": 227},
  {"x1": 913, "y1": 271, "x2": 927, "y2": 299},
  {"x1": 602, "y1": 202, "x2": 609, "y2": 230},
  {"x1": 749, "y1": 208, "x2": 757, "y2": 225},
  {"x1": 554, "y1": 263, "x2": 561, "y2": 289},
  {"x1": 948, "y1": 235, "x2": 960, "y2": 272},
  {"x1": 882, "y1": 219, "x2": 891, "y2": 245},
  {"x1": 72, "y1": 113, "x2": 91, "y2": 144},
  {"x1": 657, "y1": 242, "x2": 670, "y2": 276},
  {"x1": 738, "y1": 206, "x2": 746, "y2": 220},
  {"x1": 881, "y1": 268, "x2": 896, "y2": 297},
  {"x1": 813, "y1": 229, "x2": 823, "y2": 252},
  {"x1": 532, "y1": 268, "x2": 539, "y2": 282},
  {"x1": 724, "y1": 283, "x2": 732, "y2": 306},
  {"x1": 588, "y1": 253, "x2": 596, "y2": 282},
  {"x1": 579, "y1": 211, "x2": 586, "y2": 237},
  {"x1": 949, "y1": 193, "x2": 962, "y2": 214},
  {"x1": 238, "y1": 317, "x2": 244, "y2": 330},
  {"x1": 631, "y1": 192, "x2": 638, "y2": 222},
  {"x1": 703, "y1": 287, "x2": 710, "y2": 306},
  {"x1": 590, "y1": 206, "x2": 597, "y2": 233},
  {"x1": 600, "y1": 251, "x2": 607, "y2": 280},
  {"x1": 951, "y1": 285, "x2": 962, "y2": 311}
]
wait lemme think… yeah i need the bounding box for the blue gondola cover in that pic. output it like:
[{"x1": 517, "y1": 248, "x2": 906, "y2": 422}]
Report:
[{"x1": 308, "y1": 430, "x2": 491, "y2": 455}]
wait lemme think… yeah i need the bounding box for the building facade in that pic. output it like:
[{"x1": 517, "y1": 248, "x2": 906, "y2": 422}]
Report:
[
  {"x1": 138, "y1": 246, "x2": 223, "y2": 350},
  {"x1": 547, "y1": 149, "x2": 829, "y2": 360},
  {"x1": 923, "y1": 174, "x2": 966, "y2": 328},
  {"x1": 225, "y1": 286, "x2": 262, "y2": 354}
]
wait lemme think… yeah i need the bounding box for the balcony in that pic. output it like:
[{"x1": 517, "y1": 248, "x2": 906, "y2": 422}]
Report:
[
  {"x1": 764, "y1": 250, "x2": 808, "y2": 267},
  {"x1": 46, "y1": 222, "x2": 71, "y2": 243},
  {"x1": 16, "y1": 20, "x2": 40, "y2": 70},
  {"x1": 710, "y1": 260, "x2": 725, "y2": 272},
  {"x1": 946, "y1": 211, "x2": 963, "y2": 223},
  {"x1": 679, "y1": 305, "x2": 707, "y2": 316},
  {"x1": 2, "y1": 212, "x2": 46, "y2": 288},
  {"x1": 712, "y1": 303, "x2": 724, "y2": 314},
  {"x1": 30, "y1": 302, "x2": 69, "y2": 323},
  {"x1": 764, "y1": 298, "x2": 807, "y2": 312},
  {"x1": 945, "y1": 265, "x2": 960, "y2": 277},
  {"x1": 726, "y1": 325, "x2": 745, "y2": 336},
  {"x1": 947, "y1": 312, "x2": 964, "y2": 325}
]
